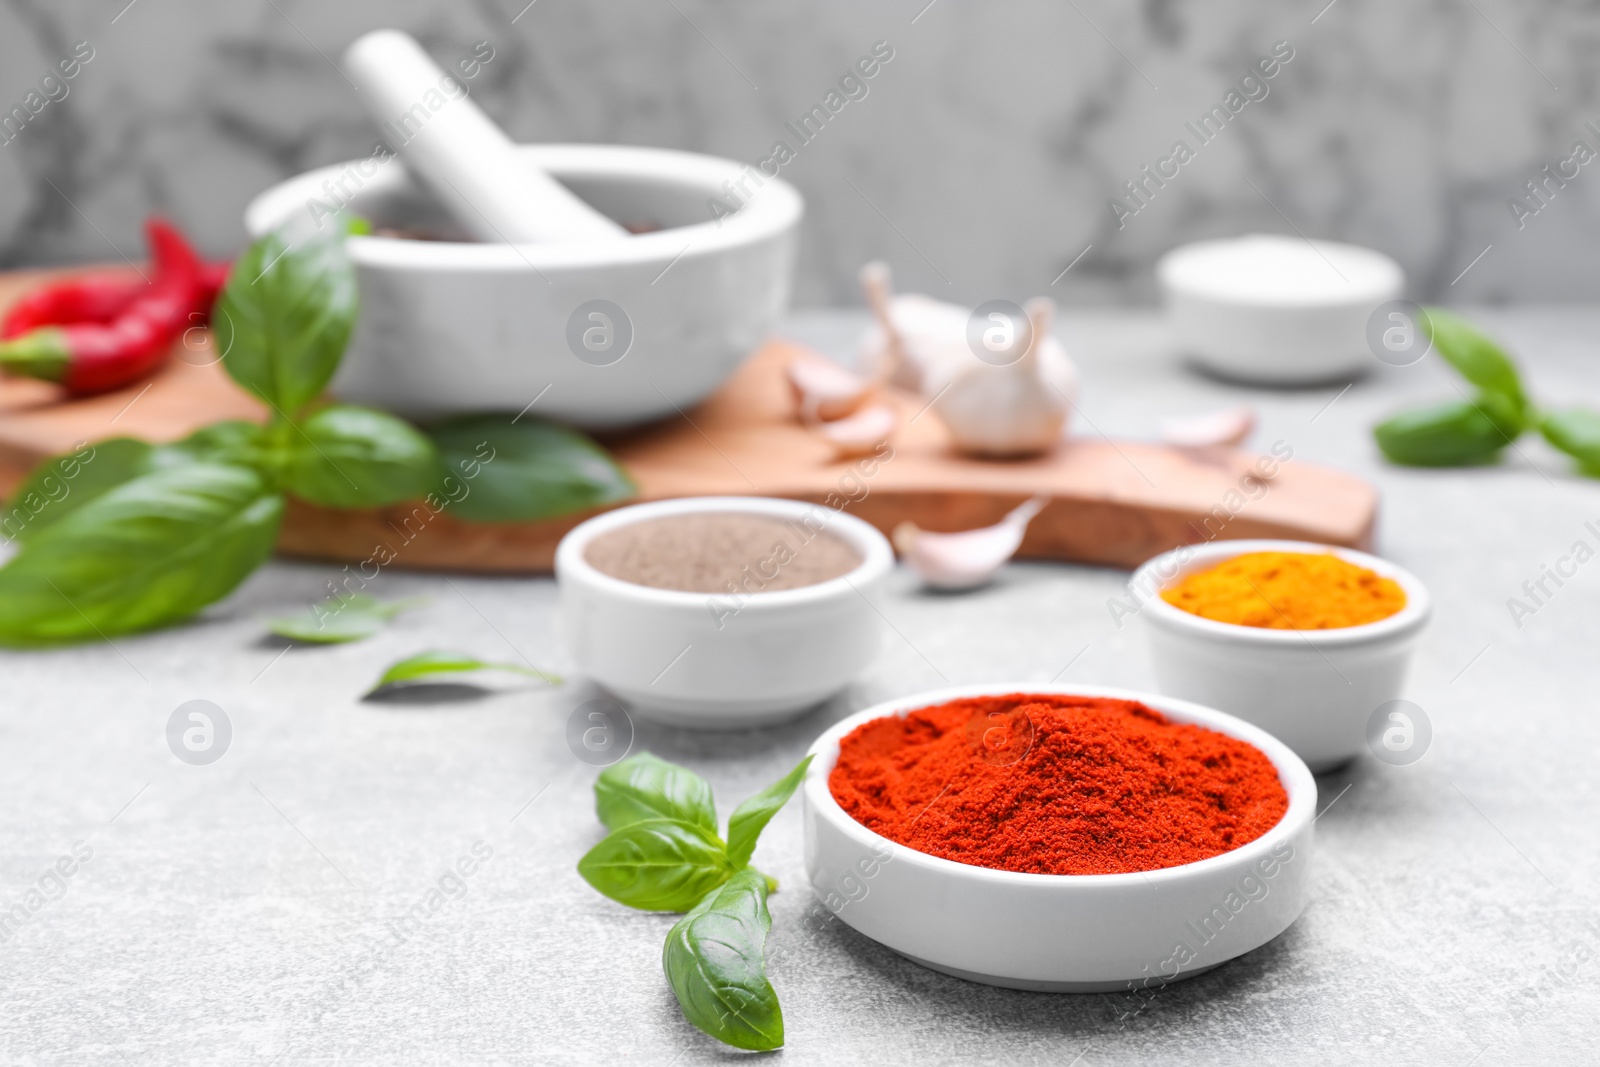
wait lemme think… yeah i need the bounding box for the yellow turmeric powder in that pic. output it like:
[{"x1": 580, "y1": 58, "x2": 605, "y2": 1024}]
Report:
[{"x1": 1160, "y1": 551, "x2": 1406, "y2": 630}]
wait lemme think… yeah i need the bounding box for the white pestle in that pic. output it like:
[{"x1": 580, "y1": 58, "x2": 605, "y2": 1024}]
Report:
[{"x1": 342, "y1": 29, "x2": 627, "y2": 244}]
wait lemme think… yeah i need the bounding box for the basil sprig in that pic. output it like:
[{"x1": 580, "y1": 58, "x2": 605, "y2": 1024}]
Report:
[
  {"x1": 0, "y1": 224, "x2": 374, "y2": 643},
  {"x1": 577, "y1": 752, "x2": 813, "y2": 1051},
  {"x1": 0, "y1": 218, "x2": 635, "y2": 646},
  {"x1": 1373, "y1": 308, "x2": 1600, "y2": 477}
]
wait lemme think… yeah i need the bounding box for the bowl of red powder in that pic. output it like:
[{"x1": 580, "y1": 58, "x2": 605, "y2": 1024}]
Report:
[
  {"x1": 1129, "y1": 539, "x2": 1431, "y2": 771},
  {"x1": 804, "y1": 685, "x2": 1315, "y2": 992}
]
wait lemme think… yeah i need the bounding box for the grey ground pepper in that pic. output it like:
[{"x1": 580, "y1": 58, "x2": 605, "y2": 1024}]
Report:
[{"x1": 584, "y1": 512, "x2": 861, "y2": 593}]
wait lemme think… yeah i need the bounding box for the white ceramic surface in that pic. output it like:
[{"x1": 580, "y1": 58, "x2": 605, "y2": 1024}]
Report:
[
  {"x1": 803, "y1": 684, "x2": 1315, "y2": 992},
  {"x1": 244, "y1": 144, "x2": 802, "y2": 427},
  {"x1": 1158, "y1": 234, "x2": 1403, "y2": 385},
  {"x1": 1131, "y1": 539, "x2": 1431, "y2": 771},
  {"x1": 555, "y1": 497, "x2": 893, "y2": 728}
]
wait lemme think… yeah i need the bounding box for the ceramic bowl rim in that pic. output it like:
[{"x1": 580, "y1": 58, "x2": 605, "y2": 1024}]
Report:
[
  {"x1": 1130, "y1": 538, "x2": 1431, "y2": 648},
  {"x1": 804, "y1": 682, "x2": 1316, "y2": 889},
  {"x1": 1156, "y1": 234, "x2": 1402, "y2": 309},
  {"x1": 243, "y1": 143, "x2": 804, "y2": 272},
  {"x1": 555, "y1": 496, "x2": 894, "y2": 612}
]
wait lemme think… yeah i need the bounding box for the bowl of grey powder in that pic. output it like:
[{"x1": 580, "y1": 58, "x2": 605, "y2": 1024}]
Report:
[{"x1": 555, "y1": 496, "x2": 893, "y2": 727}]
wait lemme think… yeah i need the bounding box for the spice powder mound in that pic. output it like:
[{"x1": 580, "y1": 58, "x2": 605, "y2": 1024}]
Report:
[
  {"x1": 827, "y1": 694, "x2": 1289, "y2": 875},
  {"x1": 1160, "y1": 550, "x2": 1405, "y2": 630},
  {"x1": 584, "y1": 512, "x2": 860, "y2": 593}
]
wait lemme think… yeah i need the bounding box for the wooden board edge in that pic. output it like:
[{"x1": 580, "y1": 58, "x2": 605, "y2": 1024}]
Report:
[{"x1": 273, "y1": 474, "x2": 1379, "y2": 575}]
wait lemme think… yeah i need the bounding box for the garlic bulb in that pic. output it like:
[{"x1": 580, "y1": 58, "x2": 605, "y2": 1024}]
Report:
[
  {"x1": 929, "y1": 297, "x2": 1076, "y2": 458},
  {"x1": 811, "y1": 403, "x2": 898, "y2": 459},
  {"x1": 786, "y1": 356, "x2": 872, "y2": 423},
  {"x1": 1161, "y1": 406, "x2": 1256, "y2": 448},
  {"x1": 857, "y1": 262, "x2": 973, "y2": 393},
  {"x1": 893, "y1": 495, "x2": 1049, "y2": 591}
]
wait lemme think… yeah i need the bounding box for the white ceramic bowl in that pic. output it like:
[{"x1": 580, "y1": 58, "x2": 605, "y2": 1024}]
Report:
[
  {"x1": 244, "y1": 144, "x2": 803, "y2": 427},
  {"x1": 555, "y1": 497, "x2": 893, "y2": 728},
  {"x1": 803, "y1": 684, "x2": 1315, "y2": 991},
  {"x1": 1158, "y1": 234, "x2": 1403, "y2": 384},
  {"x1": 1131, "y1": 539, "x2": 1430, "y2": 772}
]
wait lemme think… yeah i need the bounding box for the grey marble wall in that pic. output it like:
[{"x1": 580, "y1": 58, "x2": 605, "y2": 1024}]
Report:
[{"x1": 2, "y1": 0, "x2": 1598, "y2": 307}]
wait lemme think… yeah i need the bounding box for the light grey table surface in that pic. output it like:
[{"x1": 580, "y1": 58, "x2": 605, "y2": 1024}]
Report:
[{"x1": 2, "y1": 309, "x2": 1596, "y2": 1066}]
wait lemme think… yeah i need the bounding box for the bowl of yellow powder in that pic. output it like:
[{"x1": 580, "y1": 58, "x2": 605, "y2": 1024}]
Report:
[{"x1": 1129, "y1": 540, "x2": 1430, "y2": 771}]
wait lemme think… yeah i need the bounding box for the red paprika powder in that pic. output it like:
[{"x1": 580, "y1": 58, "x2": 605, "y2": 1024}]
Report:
[{"x1": 828, "y1": 694, "x2": 1288, "y2": 876}]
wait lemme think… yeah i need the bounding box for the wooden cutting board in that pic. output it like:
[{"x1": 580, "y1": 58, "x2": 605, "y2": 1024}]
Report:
[{"x1": 0, "y1": 267, "x2": 1376, "y2": 572}]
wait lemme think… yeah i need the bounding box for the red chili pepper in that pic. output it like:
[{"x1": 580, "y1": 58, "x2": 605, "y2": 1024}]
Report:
[
  {"x1": 0, "y1": 257, "x2": 231, "y2": 340},
  {"x1": 1, "y1": 226, "x2": 231, "y2": 340},
  {"x1": 0, "y1": 218, "x2": 206, "y2": 395},
  {"x1": 0, "y1": 273, "x2": 146, "y2": 339}
]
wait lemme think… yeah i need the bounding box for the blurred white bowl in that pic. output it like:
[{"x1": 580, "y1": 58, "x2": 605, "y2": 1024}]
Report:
[
  {"x1": 1158, "y1": 234, "x2": 1402, "y2": 385},
  {"x1": 1132, "y1": 539, "x2": 1430, "y2": 771},
  {"x1": 555, "y1": 497, "x2": 892, "y2": 728},
  {"x1": 245, "y1": 144, "x2": 802, "y2": 428},
  {"x1": 803, "y1": 683, "x2": 1315, "y2": 991}
]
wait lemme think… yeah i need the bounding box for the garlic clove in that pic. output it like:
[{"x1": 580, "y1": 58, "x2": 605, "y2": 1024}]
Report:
[
  {"x1": 1161, "y1": 405, "x2": 1257, "y2": 448},
  {"x1": 894, "y1": 495, "x2": 1049, "y2": 590},
  {"x1": 786, "y1": 355, "x2": 872, "y2": 423},
  {"x1": 811, "y1": 403, "x2": 897, "y2": 459}
]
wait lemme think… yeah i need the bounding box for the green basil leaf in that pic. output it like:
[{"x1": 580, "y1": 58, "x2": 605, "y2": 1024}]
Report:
[
  {"x1": 1420, "y1": 308, "x2": 1530, "y2": 419},
  {"x1": 154, "y1": 420, "x2": 269, "y2": 470},
  {"x1": 366, "y1": 649, "x2": 559, "y2": 692},
  {"x1": 595, "y1": 752, "x2": 718, "y2": 836},
  {"x1": 213, "y1": 226, "x2": 358, "y2": 414},
  {"x1": 3, "y1": 438, "x2": 152, "y2": 543},
  {"x1": 577, "y1": 818, "x2": 733, "y2": 912},
  {"x1": 725, "y1": 755, "x2": 813, "y2": 870},
  {"x1": 1540, "y1": 408, "x2": 1600, "y2": 476},
  {"x1": 0, "y1": 463, "x2": 283, "y2": 646},
  {"x1": 1374, "y1": 395, "x2": 1521, "y2": 467},
  {"x1": 4, "y1": 422, "x2": 279, "y2": 546},
  {"x1": 268, "y1": 593, "x2": 425, "y2": 644},
  {"x1": 282, "y1": 405, "x2": 441, "y2": 508},
  {"x1": 427, "y1": 413, "x2": 635, "y2": 523},
  {"x1": 663, "y1": 867, "x2": 783, "y2": 1051}
]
